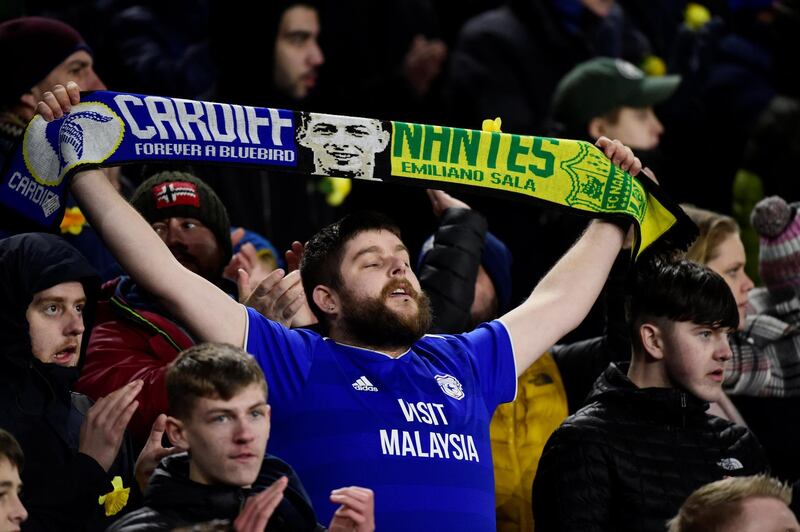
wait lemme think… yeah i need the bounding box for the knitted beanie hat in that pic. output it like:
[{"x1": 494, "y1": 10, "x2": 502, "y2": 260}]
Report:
[
  {"x1": 130, "y1": 171, "x2": 232, "y2": 266},
  {"x1": 0, "y1": 17, "x2": 92, "y2": 106},
  {"x1": 480, "y1": 232, "x2": 513, "y2": 313},
  {"x1": 231, "y1": 227, "x2": 286, "y2": 270},
  {"x1": 750, "y1": 195, "x2": 800, "y2": 296}
]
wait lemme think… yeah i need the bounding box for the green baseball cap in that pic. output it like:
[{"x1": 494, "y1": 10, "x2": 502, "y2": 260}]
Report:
[{"x1": 552, "y1": 57, "x2": 681, "y2": 134}]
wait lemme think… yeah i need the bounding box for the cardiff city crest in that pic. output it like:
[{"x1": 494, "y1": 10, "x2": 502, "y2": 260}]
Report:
[{"x1": 435, "y1": 374, "x2": 465, "y2": 401}]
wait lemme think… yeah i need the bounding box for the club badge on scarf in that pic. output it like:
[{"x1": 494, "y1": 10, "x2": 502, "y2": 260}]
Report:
[{"x1": 0, "y1": 90, "x2": 695, "y2": 257}]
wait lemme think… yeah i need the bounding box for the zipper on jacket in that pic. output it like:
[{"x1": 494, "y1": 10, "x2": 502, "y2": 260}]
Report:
[
  {"x1": 680, "y1": 392, "x2": 687, "y2": 428},
  {"x1": 237, "y1": 489, "x2": 246, "y2": 512}
]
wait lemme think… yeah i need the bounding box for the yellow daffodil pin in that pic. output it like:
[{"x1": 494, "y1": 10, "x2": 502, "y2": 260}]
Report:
[
  {"x1": 481, "y1": 117, "x2": 502, "y2": 133},
  {"x1": 98, "y1": 476, "x2": 130, "y2": 516},
  {"x1": 320, "y1": 176, "x2": 352, "y2": 207},
  {"x1": 685, "y1": 3, "x2": 711, "y2": 31},
  {"x1": 60, "y1": 207, "x2": 87, "y2": 235}
]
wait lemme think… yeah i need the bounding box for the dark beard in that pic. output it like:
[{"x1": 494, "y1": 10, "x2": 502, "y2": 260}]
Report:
[{"x1": 338, "y1": 279, "x2": 432, "y2": 350}]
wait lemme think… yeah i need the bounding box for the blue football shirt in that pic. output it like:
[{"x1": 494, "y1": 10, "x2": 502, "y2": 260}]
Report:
[{"x1": 245, "y1": 306, "x2": 517, "y2": 530}]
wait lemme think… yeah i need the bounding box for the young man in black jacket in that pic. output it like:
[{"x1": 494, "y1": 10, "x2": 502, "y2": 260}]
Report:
[
  {"x1": 109, "y1": 343, "x2": 374, "y2": 532},
  {"x1": 532, "y1": 259, "x2": 768, "y2": 532},
  {"x1": 0, "y1": 233, "x2": 142, "y2": 532}
]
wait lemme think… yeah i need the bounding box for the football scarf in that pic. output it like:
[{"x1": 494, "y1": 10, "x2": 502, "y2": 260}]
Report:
[{"x1": 0, "y1": 90, "x2": 696, "y2": 256}]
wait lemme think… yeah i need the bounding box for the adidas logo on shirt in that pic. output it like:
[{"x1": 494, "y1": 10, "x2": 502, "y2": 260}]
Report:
[{"x1": 352, "y1": 376, "x2": 379, "y2": 392}]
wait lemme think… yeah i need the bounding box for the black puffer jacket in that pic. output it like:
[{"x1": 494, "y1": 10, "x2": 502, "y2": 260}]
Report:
[
  {"x1": 417, "y1": 208, "x2": 487, "y2": 334},
  {"x1": 109, "y1": 453, "x2": 324, "y2": 531},
  {"x1": 532, "y1": 363, "x2": 768, "y2": 532}
]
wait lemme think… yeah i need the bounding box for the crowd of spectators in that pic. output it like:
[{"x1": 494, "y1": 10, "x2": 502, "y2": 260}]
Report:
[{"x1": 2, "y1": 0, "x2": 800, "y2": 530}]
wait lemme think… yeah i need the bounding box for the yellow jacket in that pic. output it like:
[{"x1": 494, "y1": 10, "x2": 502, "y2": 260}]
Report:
[{"x1": 491, "y1": 352, "x2": 568, "y2": 531}]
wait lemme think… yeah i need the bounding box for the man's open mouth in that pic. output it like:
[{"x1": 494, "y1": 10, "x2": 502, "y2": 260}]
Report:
[{"x1": 52, "y1": 345, "x2": 77, "y2": 365}]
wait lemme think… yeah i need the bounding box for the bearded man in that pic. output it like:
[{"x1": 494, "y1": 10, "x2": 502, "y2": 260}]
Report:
[{"x1": 40, "y1": 80, "x2": 644, "y2": 532}]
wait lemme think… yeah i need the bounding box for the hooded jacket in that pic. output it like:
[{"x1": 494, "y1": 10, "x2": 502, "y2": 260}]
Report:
[
  {"x1": 0, "y1": 233, "x2": 137, "y2": 531},
  {"x1": 532, "y1": 362, "x2": 768, "y2": 532},
  {"x1": 76, "y1": 274, "x2": 238, "y2": 450},
  {"x1": 108, "y1": 452, "x2": 323, "y2": 531},
  {"x1": 75, "y1": 275, "x2": 196, "y2": 449}
]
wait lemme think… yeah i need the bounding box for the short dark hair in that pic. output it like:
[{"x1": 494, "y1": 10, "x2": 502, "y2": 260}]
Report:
[
  {"x1": 166, "y1": 343, "x2": 267, "y2": 420},
  {"x1": 0, "y1": 429, "x2": 24, "y2": 471},
  {"x1": 627, "y1": 259, "x2": 739, "y2": 350},
  {"x1": 300, "y1": 211, "x2": 402, "y2": 331},
  {"x1": 296, "y1": 111, "x2": 387, "y2": 138}
]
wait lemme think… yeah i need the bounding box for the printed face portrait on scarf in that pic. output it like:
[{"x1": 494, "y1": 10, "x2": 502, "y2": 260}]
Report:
[{"x1": 298, "y1": 112, "x2": 390, "y2": 179}]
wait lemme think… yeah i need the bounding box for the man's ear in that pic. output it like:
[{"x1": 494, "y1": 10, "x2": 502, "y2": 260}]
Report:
[
  {"x1": 638, "y1": 323, "x2": 666, "y2": 361},
  {"x1": 376, "y1": 129, "x2": 390, "y2": 151},
  {"x1": 165, "y1": 416, "x2": 190, "y2": 451},
  {"x1": 588, "y1": 117, "x2": 607, "y2": 140},
  {"x1": 312, "y1": 285, "x2": 339, "y2": 316}
]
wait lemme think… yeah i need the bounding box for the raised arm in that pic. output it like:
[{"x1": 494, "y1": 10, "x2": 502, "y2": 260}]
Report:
[
  {"x1": 41, "y1": 83, "x2": 245, "y2": 345},
  {"x1": 499, "y1": 138, "x2": 639, "y2": 377},
  {"x1": 418, "y1": 189, "x2": 487, "y2": 334}
]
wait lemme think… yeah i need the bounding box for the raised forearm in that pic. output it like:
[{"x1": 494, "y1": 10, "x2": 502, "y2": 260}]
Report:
[
  {"x1": 71, "y1": 170, "x2": 184, "y2": 293},
  {"x1": 534, "y1": 220, "x2": 625, "y2": 330},
  {"x1": 70, "y1": 169, "x2": 245, "y2": 345},
  {"x1": 419, "y1": 208, "x2": 487, "y2": 333},
  {"x1": 500, "y1": 219, "x2": 624, "y2": 374}
]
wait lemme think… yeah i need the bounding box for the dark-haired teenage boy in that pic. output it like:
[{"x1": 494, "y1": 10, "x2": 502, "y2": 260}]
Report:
[{"x1": 532, "y1": 260, "x2": 768, "y2": 532}]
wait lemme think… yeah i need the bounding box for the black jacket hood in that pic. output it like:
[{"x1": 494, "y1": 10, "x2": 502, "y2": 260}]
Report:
[{"x1": 0, "y1": 232, "x2": 99, "y2": 399}]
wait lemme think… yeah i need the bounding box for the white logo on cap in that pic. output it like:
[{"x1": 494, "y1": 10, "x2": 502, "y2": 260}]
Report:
[
  {"x1": 615, "y1": 59, "x2": 644, "y2": 80},
  {"x1": 717, "y1": 457, "x2": 744, "y2": 471}
]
